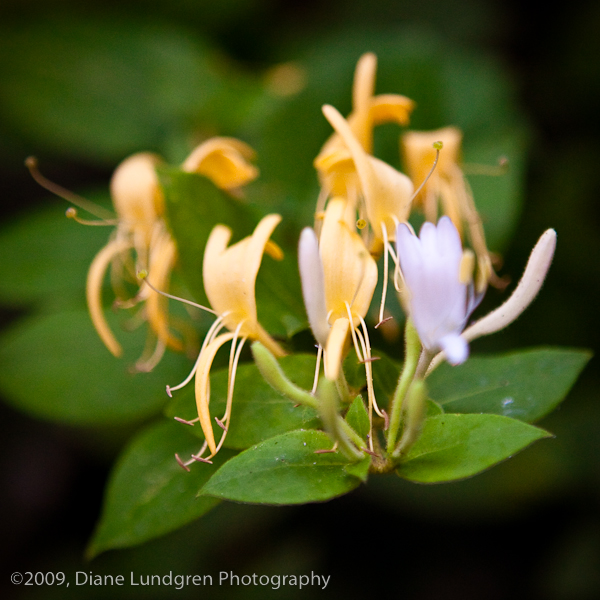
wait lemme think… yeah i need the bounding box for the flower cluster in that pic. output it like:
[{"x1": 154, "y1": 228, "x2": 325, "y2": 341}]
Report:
[{"x1": 57, "y1": 53, "x2": 556, "y2": 470}]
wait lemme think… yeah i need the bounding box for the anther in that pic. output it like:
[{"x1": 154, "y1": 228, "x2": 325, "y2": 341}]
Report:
[
  {"x1": 175, "y1": 453, "x2": 191, "y2": 472},
  {"x1": 174, "y1": 416, "x2": 196, "y2": 426},
  {"x1": 192, "y1": 455, "x2": 213, "y2": 464},
  {"x1": 215, "y1": 417, "x2": 228, "y2": 431},
  {"x1": 314, "y1": 448, "x2": 337, "y2": 454},
  {"x1": 359, "y1": 356, "x2": 380, "y2": 364},
  {"x1": 374, "y1": 316, "x2": 393, "y2": 329},
  {"x1": 382, "y1": 409, "x2": 390, "y2": 431}
]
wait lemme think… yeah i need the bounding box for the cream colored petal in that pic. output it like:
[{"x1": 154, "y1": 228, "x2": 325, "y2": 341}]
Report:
[
  {"x1": 110, "y1": 153, "x2": 164, "y2": 243},
  {"x1": 194, "y1": 332, "x2": 235, "y2": 455},
  {"x1": 145, "y1": 233, "x2": 183, "y2": 351},
  {"x1": 86, "y1": 237, "x2": 131, "y2": 357},
  {"x1": 322, "y1": 104, "x2": 413, "y2": 241},
  {"x1": 203, "y1": 214, "x2": 282, "y2": 339},
  {"x1": 463, "y1": 229, "x2": 557, "y2": 341},
  {"x1": 369, "y1": 94, "x2": 415, "y2": 126},
  {"x1": 182, "y1": 137, "x2": 259, "y2": 190},
  {"x1": 324, "y1": 317, "x2": 350, "y2": 380},
  {"x1": 319, "y1": 199, "x2": 378, "y2": 324}
]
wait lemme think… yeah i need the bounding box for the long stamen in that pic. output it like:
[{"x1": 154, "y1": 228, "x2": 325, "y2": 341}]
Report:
[
  {"x1": 166, "y1": 315, "x2": 226, "y2": 396},
  {"x1": 312, "y1": 345, "x2": 323, "y2": 395},
  {"x1": 138, "y1": 271, "x2": 217, "y2": 315},
  {"x1": 134, "y1": 336, "x2": 166, "y2": 373},
  {"x1": 358, "y1": 315, "x2": 385, "y2": 416},
  {"x1": 65, "y1": 207, "x2": 119, "y2": 226},
  {"x1": 376, "y1": 220, "x2": 391, "y2": 327},
  {"x1": 26, "y1": 156, "x2": 116, "y2": 220},
  {"x1": 408, "y1": 142, "x2": 442, "y2": 204},
  {"x1": 344, "y1": 302, "x2": 364, "y2": 364}
]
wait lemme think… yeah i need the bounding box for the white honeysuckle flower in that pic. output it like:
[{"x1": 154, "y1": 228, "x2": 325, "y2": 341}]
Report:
[
  {"x1": 396, "y1": 216, "x2": 480, "y2": 365},
  {"x1": 426, "y1": 228, "x2": 557, "y2": 373}
]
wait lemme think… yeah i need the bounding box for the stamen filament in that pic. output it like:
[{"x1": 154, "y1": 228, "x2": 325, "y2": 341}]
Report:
[{"x1": 26, "y1": 156, "x2": 116, "y2": 220}]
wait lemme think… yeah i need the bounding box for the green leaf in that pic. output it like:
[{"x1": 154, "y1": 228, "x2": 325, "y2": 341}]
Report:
[
  {"x1": 0, "y1": 310, "x2": 189, "y2": 425},
  {"x1": 345, "y1": 395, "x2": 370, "y2": 441},
  {"x1": 88, "y1": 420, "x2": 230, "y2": 557},
  {"x1": 165, "y1": 354, "x2": 320, "y2": 449},
  {"x1": 427, "y1": 347, "x2": 591, "y2": 423},
  {"x1": 200, "y1": 429, "x2": 365, "y2": 504},
  {"x1": 344, "y1": 455, "x2": 372, "y2": 482},
  {"x1": 396, "y1": 413, "x2": 552, "y2": 483}
]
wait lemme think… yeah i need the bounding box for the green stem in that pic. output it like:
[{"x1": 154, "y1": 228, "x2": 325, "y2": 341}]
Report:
[
  {"x1": 251, "y1": 342, "x2": 318, "y2": 410},
  {"x1": 386, "y1": 320, "x2": 421, "y2": 452},
  {"x1": 392, "y1": 379, "x2": 427, "y2": 458}
]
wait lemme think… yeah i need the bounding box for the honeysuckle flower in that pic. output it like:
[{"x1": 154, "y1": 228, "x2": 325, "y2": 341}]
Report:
[
  {"x1": 322, "y1": 103, "x2": 415, "y2": 325},
  {"x1": 182, "y1": 137, "x2": 259, "y2": 193},
  {"x1": 299, "y1": 198, "x2": 383, "y2": 449},
  {"x1": 87, "y1": 137, "x2": 260, "y2": 371},
  {"x1": 169, "y1": 214, "x2": 286, "y2": 466},
  {"x1": 314, "y1": 52, "x2": 414, "y2": 201},
  {"x1": 426, "y1": 228, "x2": 557, "y2": 373},
  {"x1": 402, "y1": 127, "x2": 497, "y2": 292},
  {"x1": 395, "y1": 216, "x2": 481, "y2": 366},
  {"x1": 86, "y1": 152, "x2": 182, "y2": 370}
]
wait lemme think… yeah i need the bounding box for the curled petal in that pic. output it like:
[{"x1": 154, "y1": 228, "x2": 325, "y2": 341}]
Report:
[
  {"x1": 322, "y1": 104, "x2": 413, "y2": 242},
  {"x1": 426, "y1": 229, "x2": 557, "y2": 374},
  {"x1": 195, "y1": 332, "x2": 235, "y2": 455},
  {"x1": 86, "y1": 237, "x2": 131, "y2": 357},
  {"x1": 203, "y1": 214, "x2": 286, "y2": 356},
  {"x1": 145, "y1": 233, "x2": 183, "y2": 351},
  {"x1": 183, "y1": 137, "x2": 259, "y2": 191},
  {"x1": 463, "y1": 229, "x2": 557, "y2": 342}
]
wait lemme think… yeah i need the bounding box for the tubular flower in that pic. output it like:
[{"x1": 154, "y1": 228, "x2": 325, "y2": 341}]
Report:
[
  {"x1": 401, "y1": 127, "x2": 496, "y2": 292},
  {"x1": 88, "y1": 138, "x2": 260, "y2": 371},
  {"x1": 426, "y1": 228, "x2": 557, "y2": 373},
  {"x1": 87, "y1": 152, "x2": 182, "y2": 370},
  {"x1": 170, "y1": 215, "x2": 286, "y2": 464},
  {"x1": 299, "y1": 198, "x2": 383, "y2": 448},
  {"x1": 314, "y1": 52, "x2": 415, "y2": 201},
  {"x1": 395, "y1": 216, "x2": 481, "y2": 366}
]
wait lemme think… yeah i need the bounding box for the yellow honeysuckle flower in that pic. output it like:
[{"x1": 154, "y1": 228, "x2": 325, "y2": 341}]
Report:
[
  {"x1": 87, "y1": 138, "x2": 260, "y2": 371},
  {"x1": 314, "y1": 52, "x2": 415, "y2": 200},
  {"x1": 86, "y1": 152, "x2": 182, "y2": 371},
  {"x1": 402, "y1": 127, "x2": 498, "y2": 292},
  {"x1": 169, "y1": 214, "x2": 286, "y2": 466},
  {"x1": 299, "y1": 198, "x2": 383, "y2": 450}
]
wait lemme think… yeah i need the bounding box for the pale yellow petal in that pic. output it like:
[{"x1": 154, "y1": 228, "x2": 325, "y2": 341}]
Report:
[
  {"x1": 319, "y1": 198, "x2": 378, "y2": 324},
  {"x1": 145, "y1": 234, "x2": 183, "y2": 351},
  {"x1": 86, "y1": 237, "x2": 131, "y2": 357},
  {"x1": 324, "y1": 317, "x2": 350, "y2": 380},
  {"x1": 203, "y1": 214, "x2": 283, "y2": 340},
  {"x1": 322, "y1": 105, "x2": 413, "y2": 241},
  {"x1": 182, "y1": 137, "x2": 259, "y2": 190},
  {"x1": 195, "y1": 332, "x2": 235, "y2": 455},
  {"x1": 110, "y1": 153, "x2": 164, "y2": 243}
]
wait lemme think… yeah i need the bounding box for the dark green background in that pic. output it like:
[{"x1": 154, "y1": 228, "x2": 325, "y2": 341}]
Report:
[{"x1": 1, "y1": 1, "x2": 599, "y2": 598}]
